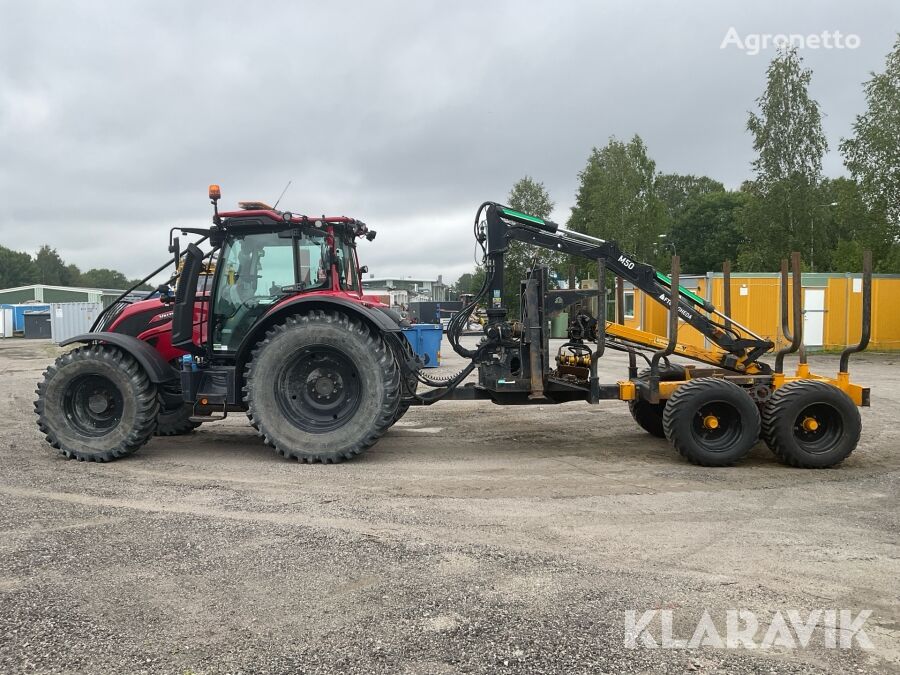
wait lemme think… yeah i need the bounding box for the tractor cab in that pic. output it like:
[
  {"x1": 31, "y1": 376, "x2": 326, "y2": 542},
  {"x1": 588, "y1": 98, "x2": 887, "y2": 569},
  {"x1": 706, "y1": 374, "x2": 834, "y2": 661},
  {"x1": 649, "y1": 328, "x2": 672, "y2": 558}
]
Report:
[{"x1": 169, "y1": 186, "x2": 377, "y2": 358}]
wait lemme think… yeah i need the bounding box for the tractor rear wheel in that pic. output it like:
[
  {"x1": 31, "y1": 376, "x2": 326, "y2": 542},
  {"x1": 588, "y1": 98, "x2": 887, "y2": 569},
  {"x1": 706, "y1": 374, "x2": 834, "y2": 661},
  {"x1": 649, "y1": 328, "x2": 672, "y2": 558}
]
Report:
[
  {"x1": 34, "y1": 345, "x2": 159, "y2": 461},
  {"x1": 761, "y1": 380, "x2": 861, "y2": 468},
  {"x1": 662, "y1": 377, "x2": 760, "y2": 466},
  {"x1": 244, "y1": 311, "x2": 400, "y2": 463},
  {"x1": 628, "y1": 365, "x2": 686, "y2": 438}
]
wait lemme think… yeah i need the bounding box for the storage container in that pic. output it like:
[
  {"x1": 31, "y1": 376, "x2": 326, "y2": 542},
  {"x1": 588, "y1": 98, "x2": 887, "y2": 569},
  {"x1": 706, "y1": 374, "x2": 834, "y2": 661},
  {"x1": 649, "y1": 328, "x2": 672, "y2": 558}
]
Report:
[
  {"x1": 0, "y1": 307, "x2": 13, "y2": 338},
  {"x1": 49, "y1": 302, "x2": 103, "y2": 344},
  {"x1": 402, "y1": 324, "x2": 442, "y2": 368},
  {"x1": 23, "y1": 311, "x2": 52, "y2": 339}
]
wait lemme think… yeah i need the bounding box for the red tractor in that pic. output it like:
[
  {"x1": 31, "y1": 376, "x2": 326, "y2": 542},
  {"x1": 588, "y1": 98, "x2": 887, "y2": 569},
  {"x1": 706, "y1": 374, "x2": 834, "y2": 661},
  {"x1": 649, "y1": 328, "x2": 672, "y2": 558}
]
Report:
[{"x1": 35, "y1": 186, "x2": 419, "y2": 463}]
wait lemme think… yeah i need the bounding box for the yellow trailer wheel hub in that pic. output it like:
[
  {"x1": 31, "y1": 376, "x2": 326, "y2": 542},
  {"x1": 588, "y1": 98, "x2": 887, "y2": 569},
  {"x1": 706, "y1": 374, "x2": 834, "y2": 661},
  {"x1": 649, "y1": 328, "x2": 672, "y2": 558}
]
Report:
[
  {"x1": 801, "y1": 416, "x2": 820, "y2": 432},
  {"x1": 702, "y1": 414, "x2": 720, "y2": 430}
]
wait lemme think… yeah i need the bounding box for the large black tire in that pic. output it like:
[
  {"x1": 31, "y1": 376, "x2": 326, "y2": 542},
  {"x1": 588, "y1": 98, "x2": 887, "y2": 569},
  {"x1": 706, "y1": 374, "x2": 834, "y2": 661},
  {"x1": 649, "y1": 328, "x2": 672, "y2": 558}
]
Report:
[
  {"x1": 392, "y1": 373, "x2": 418, "y2": 425},
  {"x1": 628, "y1": 365, "x2": 686, "y2": 438},
  {"x1": 34, "y1": 345, "x2": 159, "y2": 462},
  {"x1": 155, "y1": 375, "x2": 201, "y2": 437},
  {"x1": 155, "y1": 404, "x2": 201, "y2": 436},
  {"x1": 761, "y1": 380, "x2": 861, "y2": 468},
  {"x1": 244, "y1": 311, "x2": 401, "y2": 463},
  {"x1": 662, "y1": 377, "x2": 760, "y2": 467}
]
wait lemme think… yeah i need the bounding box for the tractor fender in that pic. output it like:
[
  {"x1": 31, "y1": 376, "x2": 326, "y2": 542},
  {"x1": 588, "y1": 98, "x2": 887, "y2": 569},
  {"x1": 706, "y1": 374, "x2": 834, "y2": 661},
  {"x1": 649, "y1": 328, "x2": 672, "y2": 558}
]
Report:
[
  {"x1": 233, "y1": 296, "x2": 404, "y2": 384},
  {"x1": 59, "y1": 332, "x2": 179, "y2": 383}
]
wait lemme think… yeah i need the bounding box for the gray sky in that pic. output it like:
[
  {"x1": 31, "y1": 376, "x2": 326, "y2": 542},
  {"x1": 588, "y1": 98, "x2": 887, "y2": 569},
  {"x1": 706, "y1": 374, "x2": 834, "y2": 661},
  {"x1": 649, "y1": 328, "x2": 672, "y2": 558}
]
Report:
[{"x1": 1, "y1": 1, "x2": 897, "y2": 285}]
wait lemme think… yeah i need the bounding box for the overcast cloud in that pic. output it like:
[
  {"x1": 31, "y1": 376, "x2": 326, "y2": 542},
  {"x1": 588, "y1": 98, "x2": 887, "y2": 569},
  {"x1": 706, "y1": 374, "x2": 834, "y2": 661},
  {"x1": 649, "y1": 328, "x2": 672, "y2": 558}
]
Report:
[{"x1": 1, "y1": 0, "x2": 897, "y2": 285}]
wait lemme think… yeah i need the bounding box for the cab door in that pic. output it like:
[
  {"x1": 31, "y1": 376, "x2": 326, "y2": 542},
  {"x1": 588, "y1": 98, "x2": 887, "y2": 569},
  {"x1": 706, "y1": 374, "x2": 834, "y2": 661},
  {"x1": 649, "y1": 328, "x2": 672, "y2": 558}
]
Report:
[{"x1": 209, "y1": 231, "x2": 299, "y2": 353}]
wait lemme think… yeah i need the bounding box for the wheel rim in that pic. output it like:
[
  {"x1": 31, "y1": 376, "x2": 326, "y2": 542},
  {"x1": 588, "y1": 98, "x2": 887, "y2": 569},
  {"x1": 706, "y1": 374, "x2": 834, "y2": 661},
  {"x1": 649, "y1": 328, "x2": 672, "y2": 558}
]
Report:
[
  {"x1": 275, "y1": 346, "x2": 362, "y2": 433},
  {"x1": 791, "y1": 403, "x2": 843, "y2": 454},
  {"x1": 690, "y1": 400, "x2": 742, "y2": 452},
  {"x1": 62, "y1": 374, "x2": 124, "y2": 436}
]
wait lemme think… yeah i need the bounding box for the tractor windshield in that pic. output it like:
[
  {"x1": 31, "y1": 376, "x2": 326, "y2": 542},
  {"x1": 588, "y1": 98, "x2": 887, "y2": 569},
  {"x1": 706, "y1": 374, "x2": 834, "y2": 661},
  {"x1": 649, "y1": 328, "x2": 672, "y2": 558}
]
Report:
[{"x1": 211, "y1": 230, "x2": 328, "y2": 351}]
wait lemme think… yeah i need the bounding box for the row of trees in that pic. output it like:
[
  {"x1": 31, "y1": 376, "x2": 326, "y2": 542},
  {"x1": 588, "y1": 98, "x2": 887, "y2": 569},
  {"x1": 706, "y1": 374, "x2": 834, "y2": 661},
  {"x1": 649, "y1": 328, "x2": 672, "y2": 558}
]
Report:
[
  {"x1": 0, "y1": 244, "x2": 150, "y2": 291},
  {"x1": 454, "y1": 37, "x2": 900, "y2": 307}
]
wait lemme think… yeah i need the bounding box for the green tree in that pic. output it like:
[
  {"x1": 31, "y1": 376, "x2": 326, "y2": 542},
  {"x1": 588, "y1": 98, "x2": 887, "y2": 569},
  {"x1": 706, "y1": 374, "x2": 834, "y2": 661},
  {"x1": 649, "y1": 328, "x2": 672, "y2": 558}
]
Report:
[
  {"x1": 34, "y1": 246, "x2": 77, "y2": 285},
  {"x1": 504, "y1": 176, "x2": 555, "y2": 316},
  {"x1": 671, "y1": 192, "x2": 748, "y2": 274},
  {"x1": 79, "y1": 268, "x2": 131, "y2": 289},
  {"x1": 839, "y1": 35, "x2": 900, "y2": 268},
  {"x1": 655, "y1": 173, "x2": 725, "y2": 225},
  {"x1": 740, "y1": 48, "x2": 828, "y2": 270},
  {"x1": 820, "y1": 177, "x2": 898, "y2": 272},
  {"x1": 451, "y1": 269, "x2": 486, "y2": 297},
  {"x1": 0, "y1": 246, "x2": 38, "y2": 287},
  {"x1": 568, "y1": 135, "x2": 666, "y2": 277}
]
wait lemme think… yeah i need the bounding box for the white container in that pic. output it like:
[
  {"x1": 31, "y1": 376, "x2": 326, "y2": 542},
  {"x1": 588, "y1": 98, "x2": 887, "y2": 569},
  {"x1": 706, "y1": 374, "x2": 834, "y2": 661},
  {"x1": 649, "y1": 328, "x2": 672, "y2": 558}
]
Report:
[
  {"x1": 0, "y1": 308, "x2": 13, "y2": 337},
  {"x1": 49, "y1": 303, "x2": 103, "y2": 344}
]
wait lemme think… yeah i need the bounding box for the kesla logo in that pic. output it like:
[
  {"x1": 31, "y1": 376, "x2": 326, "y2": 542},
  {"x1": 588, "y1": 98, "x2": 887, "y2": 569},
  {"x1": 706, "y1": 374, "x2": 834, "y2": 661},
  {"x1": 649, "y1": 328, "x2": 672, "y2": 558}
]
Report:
[
  {"x1": 618, "y1": 255, "x2": 635, "y2": 269},
  {"x1": 152, "y1": 311, "x2": 174, "y2": 323}
]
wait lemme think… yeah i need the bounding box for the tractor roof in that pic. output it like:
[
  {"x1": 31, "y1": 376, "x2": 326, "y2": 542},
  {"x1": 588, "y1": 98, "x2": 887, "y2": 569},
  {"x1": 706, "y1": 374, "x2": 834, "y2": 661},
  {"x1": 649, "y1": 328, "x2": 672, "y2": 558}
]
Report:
[{"x1": 217, "y1": 207, "x2": 358, "y2": 226}]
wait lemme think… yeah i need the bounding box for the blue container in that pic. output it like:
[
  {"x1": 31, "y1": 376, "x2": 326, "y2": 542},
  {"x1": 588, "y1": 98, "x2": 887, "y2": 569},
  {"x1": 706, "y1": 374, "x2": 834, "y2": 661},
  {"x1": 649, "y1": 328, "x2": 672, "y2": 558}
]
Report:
[{"x1": 401, "y1": 324, "x2": 442, "y2": 368}]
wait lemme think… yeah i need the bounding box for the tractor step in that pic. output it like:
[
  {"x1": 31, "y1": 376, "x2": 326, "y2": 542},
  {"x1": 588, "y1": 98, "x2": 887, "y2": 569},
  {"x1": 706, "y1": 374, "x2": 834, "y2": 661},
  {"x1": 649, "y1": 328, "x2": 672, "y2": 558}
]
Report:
[{"x1": 190, "y1": 402, "x2": 227, "y2": 422}]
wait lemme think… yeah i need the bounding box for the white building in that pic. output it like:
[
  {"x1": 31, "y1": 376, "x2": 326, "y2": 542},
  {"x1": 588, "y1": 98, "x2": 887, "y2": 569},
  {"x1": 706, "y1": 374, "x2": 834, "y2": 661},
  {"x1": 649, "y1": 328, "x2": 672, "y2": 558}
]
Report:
[{"x1": 361, "y1": 274, "x2": 448, "y2": 302}]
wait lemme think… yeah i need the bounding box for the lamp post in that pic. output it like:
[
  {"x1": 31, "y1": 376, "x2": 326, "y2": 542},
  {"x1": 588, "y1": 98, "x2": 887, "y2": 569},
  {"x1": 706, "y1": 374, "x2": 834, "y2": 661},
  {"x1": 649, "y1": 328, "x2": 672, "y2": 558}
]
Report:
[
  {"x1": 810, "y1": 202, "x2": 839, "y2": 272},
  {"x1": 658, "y1": 233, "x2": 677, "y2": 257}
]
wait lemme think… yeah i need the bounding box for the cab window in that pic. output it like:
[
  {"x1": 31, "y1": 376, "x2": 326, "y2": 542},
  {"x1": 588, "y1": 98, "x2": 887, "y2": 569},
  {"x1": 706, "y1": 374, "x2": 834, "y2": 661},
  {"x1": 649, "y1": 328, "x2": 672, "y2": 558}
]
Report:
[{"x1": 211, "y1": 232, "x2": 306, "y2": 351}]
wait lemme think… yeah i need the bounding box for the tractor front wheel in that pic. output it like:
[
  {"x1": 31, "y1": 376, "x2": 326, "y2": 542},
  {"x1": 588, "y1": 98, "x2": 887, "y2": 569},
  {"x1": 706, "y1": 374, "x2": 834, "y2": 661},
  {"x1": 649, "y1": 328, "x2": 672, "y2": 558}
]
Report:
[
  {"x1": 662, "y1": 377, "x2": 760, "y2": 467},
  {"x1": 761, "y1": 381, "x2": 861, "y2": 468},
  {"x1": 34, "y1": 346, "x2": 159, "y2": 461},
  {"x1": 244, "y1": 311, "x2": 400, "y2": 463}
]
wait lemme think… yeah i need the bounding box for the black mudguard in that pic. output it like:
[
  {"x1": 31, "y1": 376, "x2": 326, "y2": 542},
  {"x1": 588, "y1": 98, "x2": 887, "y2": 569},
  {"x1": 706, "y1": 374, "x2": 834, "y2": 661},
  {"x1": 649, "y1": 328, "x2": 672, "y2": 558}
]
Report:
[{"x1": 59, "y1": 332, "x2": 179, "y2": 383}]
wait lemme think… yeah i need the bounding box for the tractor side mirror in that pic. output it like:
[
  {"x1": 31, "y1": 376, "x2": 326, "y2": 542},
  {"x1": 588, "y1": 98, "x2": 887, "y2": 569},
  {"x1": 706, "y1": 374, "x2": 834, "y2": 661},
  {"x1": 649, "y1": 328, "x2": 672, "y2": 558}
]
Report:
[
  {"x1": 359, "y1": 265, "x2": 368, "y2": 275},
  {"x1": 169, "y1": 236, "x2": 181, "y2": 268},
  {"x1": 365, "y1": 230, "x2": 377, "y2": 241}
]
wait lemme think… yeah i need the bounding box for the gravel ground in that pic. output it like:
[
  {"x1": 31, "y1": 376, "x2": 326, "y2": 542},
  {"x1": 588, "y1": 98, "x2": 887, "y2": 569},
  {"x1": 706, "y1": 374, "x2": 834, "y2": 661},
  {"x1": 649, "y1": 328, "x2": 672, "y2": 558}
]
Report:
[{"x1": 0, "y1": 337, "x2": 898, "y2": 674}]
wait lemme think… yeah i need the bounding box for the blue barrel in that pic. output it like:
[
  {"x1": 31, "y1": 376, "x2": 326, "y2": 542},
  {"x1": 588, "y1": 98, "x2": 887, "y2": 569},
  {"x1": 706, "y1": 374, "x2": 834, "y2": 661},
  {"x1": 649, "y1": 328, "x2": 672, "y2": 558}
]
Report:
[{"x1": 401, "y1": 324, "x2": 442, "y2": 368}]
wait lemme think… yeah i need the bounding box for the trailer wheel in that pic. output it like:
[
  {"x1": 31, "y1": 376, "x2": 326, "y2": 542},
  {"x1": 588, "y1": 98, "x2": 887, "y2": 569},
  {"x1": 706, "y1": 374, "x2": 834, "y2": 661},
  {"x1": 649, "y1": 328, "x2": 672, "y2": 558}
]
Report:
[
  {"x1": 761, "y1": 381, "x2": 861, "y2": 468},
  {"x1": 628, "y1": 365, "x2": 686, "y2": 438},
  {"x1": 662, "y1": 377, "x2": 760, "y2": 466},
  {"x1": 244, "y1": 311, "x2": 400, "y2": 463},
  {"x1": 34, "y1": 345, "x2": 159, "y2": 461}
]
